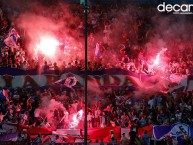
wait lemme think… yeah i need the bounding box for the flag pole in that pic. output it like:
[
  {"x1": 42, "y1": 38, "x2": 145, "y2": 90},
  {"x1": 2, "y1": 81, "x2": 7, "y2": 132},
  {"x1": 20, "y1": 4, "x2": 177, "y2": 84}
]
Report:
[{"x1": 84, "y1": 0, "x2": 88, "y2": 144}]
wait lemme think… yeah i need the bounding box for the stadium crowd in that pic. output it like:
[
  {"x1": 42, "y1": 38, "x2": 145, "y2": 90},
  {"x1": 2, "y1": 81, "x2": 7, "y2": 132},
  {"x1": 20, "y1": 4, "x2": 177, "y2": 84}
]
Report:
[
  {"x1": 0, "y1": 1, "x2": 193, "y2": 145},
  {"x1": 1, "y1": 83, "x2": 193, "y2": 144},
  {"x1": 0, "y1": 2, "x2": 192, "y2": 75}
]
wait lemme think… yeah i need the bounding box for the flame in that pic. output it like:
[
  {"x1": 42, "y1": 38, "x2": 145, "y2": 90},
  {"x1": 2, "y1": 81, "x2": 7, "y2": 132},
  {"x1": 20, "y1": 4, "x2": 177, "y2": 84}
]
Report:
[
  {"x1": 154, "y1": 48, "x2": 167, "y2": 66},
  {"x1": 154, "y1": 53, "x2": 160, "y2": 65},
  {"x1": 70, "y1": 109, "x2": 83, "y2": 128},
  {"x1": 36, "y1": 36, "x2": 59, "y2": 57}
]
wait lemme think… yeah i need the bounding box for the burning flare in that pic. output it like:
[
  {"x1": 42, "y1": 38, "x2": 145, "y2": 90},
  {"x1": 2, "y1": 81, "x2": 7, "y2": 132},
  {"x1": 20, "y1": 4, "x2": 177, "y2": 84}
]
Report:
[
  {"x1": 36, "y1": 36, "x2": 59, "y2": 57},
  {"x1": 70, "y1": 109, "x2": 83, "y2": 128},
  {"x1": 154, "y1": 53, "x2": 160, "y2": 65},
  {"x1": 154, "y1": 48, "x2": 167, "y2": 66}
]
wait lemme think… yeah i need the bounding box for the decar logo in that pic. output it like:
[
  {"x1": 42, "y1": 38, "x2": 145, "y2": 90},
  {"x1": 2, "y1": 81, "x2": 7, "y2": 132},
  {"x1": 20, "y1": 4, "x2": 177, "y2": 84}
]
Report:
[{"x1": 157, "y1": 2, "x2": 193, "y2": 14}]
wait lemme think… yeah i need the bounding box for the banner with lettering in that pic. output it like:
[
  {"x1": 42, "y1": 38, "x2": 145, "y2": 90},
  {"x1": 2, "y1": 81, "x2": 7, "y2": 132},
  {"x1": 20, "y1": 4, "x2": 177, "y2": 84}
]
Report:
[
  {"x1": 0, "y1": 68, "x2": 192, "y2": 92},
  {"x1": 0, "y1": 73, "x2": 139, "y2": 89}
]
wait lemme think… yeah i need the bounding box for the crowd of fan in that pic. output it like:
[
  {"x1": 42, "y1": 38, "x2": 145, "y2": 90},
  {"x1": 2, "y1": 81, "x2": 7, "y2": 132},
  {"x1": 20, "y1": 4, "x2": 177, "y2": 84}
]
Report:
[
  {"x1": 0, "y1": 85, "x2": 193, "y2": 144},
  {"x1": 89, "y1": 89, "x2": 193, "y2": 129},
  {"x1": 0, "y1": 1, "x2": 193, "y2": 145},
  {"x1": 0, "y1": 3, "x2": 192, "y2": 75}
]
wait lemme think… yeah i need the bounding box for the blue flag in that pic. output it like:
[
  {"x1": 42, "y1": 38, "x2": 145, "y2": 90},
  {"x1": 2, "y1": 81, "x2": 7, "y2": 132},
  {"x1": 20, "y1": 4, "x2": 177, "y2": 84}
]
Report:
[
  {"x1": 0, "y1": 89, "x2": 9, "y2": 101},
  {"x1": 55, "y1": 76, "x2": 78, "y2": 88},
  {"x1": 153, "y1": 123, "x2": 190, "y2": 143}
]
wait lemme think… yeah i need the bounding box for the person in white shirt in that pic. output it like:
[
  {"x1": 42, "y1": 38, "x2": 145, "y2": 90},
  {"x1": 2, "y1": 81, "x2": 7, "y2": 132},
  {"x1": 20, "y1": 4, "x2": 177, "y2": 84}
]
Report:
[
  {"x1": 94, "y1": 107, "x2": 101, "y2": 127},
  {"x1": 87, "y1": 112, "x2": 94, "y2": 128},
  {"x1": 21, "y1": 61, "x2": 28, "y2": 70},
  {"x1": 100, "y1": 111, "x2": 106, "y2": 128},
  {"x1": 148, "y1": 96, "x2": 154, "y2": 109},
  {"x1": 103, "y1": 25, "x2": 112, "y2": 41}
]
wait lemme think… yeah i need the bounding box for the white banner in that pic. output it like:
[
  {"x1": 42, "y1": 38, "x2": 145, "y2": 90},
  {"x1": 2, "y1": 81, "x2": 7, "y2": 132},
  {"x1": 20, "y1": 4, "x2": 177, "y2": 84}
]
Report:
[{"x1": 121, "y1": 128, "x2": 130, "y2": 139}]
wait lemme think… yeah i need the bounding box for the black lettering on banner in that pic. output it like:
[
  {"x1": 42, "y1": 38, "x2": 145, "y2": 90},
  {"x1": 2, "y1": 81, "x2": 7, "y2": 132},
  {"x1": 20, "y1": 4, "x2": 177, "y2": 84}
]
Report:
[
  {"x1": 23, "y1": 75, "x2": 39, "y2": 88},
  {"x1": 111, "y1": 75, "x2": 121, "y2": 86},
  {"x1": 103, "y1": 75, "x2": 110, "y2": 86},
  {"x1": 179, "y1": 125, "x2": 187, "y2": 134},
  {"x1": 3, "y1": 75, "x2": 13, "y2": 88},
  {"x1": 176, "y1": 131, "x2": 182, "y2": 135}
]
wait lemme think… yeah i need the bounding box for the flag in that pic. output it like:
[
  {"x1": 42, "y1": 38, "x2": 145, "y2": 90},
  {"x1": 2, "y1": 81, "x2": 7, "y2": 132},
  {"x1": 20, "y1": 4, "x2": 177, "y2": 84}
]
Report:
[
  {"x1": 3, "y1": 89, "x2": 8, "y2": 99},
  {"x1": 153, "y1": 125, "x2": 171, "y2": 140},
  {"x1": 168, "y1": 74, "x2": 188, "y2": 92},
  {"x1": 18, "y1": 125, "x2": 54, "y2": 135},
  {"x1": 4, "y1": 28, "x2": 20, "y2": 48},
  {"x1": 65, "y1": 76, "x2": 78, "y2": 88},
  {"x1": 0, "y1": 89, "x2": 9, "y2": 101},
  {"x1": 153, "y1": 123, "x2": 190, "y2": 143},
  {"x1": 4, "y1": 36, "x2": 17, "y2": 48},
  {"x1": 138, "y1": 125, "x2": 153, "y2": 136},
  {"x1": 55, "y1": 76, "x2": 78, "y2": 88}
]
